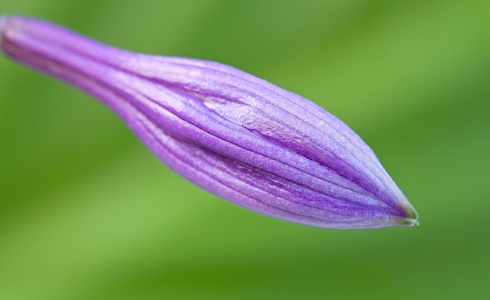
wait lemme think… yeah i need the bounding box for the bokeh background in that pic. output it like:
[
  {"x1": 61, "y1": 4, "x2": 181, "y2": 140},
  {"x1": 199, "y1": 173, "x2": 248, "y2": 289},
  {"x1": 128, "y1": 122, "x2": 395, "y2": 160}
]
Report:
[{"x1": 1, "y1": 1, "x2": 489, "y2": 299}]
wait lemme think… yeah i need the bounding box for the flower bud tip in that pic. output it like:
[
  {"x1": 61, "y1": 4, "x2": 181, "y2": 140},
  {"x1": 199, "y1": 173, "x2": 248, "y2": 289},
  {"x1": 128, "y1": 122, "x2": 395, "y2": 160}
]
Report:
[{"x1": 403, "y1": 218, "x2": 419, "y2": 227}]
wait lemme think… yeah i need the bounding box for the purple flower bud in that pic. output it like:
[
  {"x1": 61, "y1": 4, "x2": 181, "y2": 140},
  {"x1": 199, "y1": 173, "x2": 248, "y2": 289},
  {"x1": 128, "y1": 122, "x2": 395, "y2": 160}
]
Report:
[{"x1": 0, "y1": 16, "x2": 418, "y2": 229}]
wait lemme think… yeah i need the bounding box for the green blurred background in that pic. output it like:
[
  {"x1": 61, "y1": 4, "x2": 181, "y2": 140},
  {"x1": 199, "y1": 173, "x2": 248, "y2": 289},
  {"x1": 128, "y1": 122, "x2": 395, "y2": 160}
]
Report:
[{"x1": 1, "y1": 0, "x2": 489, "y2": 299}]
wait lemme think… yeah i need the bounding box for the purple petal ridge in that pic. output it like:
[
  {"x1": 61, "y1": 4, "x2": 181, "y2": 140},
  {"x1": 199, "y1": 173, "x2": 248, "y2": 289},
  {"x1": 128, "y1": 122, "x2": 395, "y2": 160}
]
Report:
[{"x1": 0, "y1": 16, "x2": 418, "y2": 229}]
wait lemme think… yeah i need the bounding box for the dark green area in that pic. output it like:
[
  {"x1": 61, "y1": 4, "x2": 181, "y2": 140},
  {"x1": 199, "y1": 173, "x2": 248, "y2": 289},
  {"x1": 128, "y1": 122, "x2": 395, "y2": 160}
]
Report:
[{"x1": 1, "y1": 1, "x2": 489, "y2": 299}]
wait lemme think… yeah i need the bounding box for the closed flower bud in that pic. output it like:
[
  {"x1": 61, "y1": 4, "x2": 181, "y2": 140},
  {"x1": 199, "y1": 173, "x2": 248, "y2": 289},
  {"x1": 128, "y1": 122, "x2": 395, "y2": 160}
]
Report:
[{"x1": 0, "y1": 16, "x2": 418, "y2": 229}]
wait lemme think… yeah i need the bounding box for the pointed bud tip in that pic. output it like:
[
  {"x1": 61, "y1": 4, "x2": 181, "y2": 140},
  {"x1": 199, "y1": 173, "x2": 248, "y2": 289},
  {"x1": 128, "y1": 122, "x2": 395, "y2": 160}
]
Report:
[
  {"x1": 396, "y1": 208, "x2": 419, "y2": 227},
  {"x1": 399, "y1": 218, "x2": 419, "y2": 227},
  {"x1": 396, "y1": 200, "x2": 418, "y2": 227}
]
